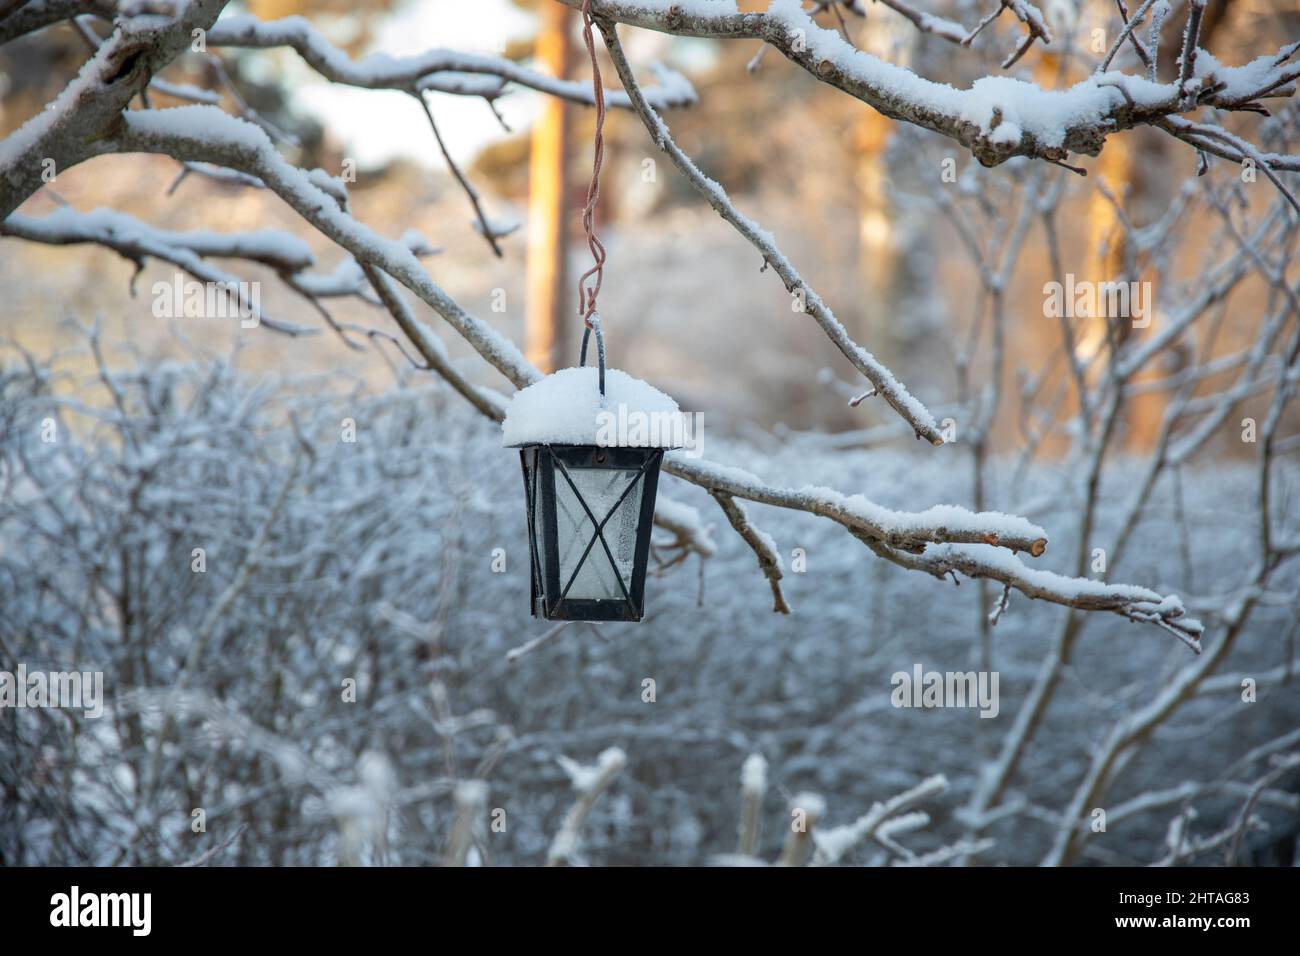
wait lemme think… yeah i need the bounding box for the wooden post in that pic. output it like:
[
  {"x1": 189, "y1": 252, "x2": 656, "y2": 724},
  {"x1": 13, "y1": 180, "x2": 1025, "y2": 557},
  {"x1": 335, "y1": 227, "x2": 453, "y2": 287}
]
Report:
[{"x1": 525, "y1": 2, "x2": 574, "y2": 373}]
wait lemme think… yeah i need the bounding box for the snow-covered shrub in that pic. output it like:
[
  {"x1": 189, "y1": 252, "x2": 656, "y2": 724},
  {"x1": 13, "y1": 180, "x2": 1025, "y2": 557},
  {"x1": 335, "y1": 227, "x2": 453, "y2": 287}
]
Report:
[{"x1": 2, "y1": 351, "x2": 1295, "y2": 865}]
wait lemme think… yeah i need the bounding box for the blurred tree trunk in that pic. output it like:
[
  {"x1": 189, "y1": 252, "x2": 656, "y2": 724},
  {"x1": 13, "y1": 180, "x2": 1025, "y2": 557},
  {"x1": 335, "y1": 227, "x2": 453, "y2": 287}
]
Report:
[
  {"x1": 525, "y1": 3, "x2": 574, "y2": 372},
  {"x1": 854, "y1": 109, "x2": 895, "y2": 347}
]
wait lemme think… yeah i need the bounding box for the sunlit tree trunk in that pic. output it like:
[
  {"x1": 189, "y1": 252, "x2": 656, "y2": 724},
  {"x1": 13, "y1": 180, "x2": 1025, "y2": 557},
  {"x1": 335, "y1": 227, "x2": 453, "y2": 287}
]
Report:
[
  {"x1": 524, "y1": 2, "x2": 573, "y2": 372},
  {"x1": 855, "y1": 108, "x2": 894, "y2": 344}
]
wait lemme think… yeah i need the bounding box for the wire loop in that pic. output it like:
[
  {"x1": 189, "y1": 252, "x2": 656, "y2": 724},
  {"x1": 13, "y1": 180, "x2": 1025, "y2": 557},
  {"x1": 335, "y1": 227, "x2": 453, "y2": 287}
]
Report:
[{"x1": 579, "y1": 313, "x2": 606, "y2": 397}]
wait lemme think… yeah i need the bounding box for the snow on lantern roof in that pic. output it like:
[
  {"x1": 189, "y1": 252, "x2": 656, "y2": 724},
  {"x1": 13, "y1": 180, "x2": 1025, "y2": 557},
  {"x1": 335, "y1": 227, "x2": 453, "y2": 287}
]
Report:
[{"x1": 501, "y1": 366, "x2": 685, "y2": 448}]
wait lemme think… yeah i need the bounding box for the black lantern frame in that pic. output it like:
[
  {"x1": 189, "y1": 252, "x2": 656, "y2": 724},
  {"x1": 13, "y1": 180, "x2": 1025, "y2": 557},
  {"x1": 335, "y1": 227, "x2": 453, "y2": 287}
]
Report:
[{"x1": 519, "y1": 443, "x2": 664, "y2": 622}]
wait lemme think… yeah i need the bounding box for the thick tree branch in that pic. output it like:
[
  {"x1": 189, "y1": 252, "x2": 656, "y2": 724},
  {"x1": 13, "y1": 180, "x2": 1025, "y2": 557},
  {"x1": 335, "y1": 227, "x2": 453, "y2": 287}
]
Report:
[
  {"x1": 204, "y1": 14, "x2": 697, "y2": 110},
  {"x1": 560, "y1": 0, "x2": 1299, "y2": 170},
  {"x1": 854, "y1": 533, "x2": 1203, "y2": 650},
  {"x1": 0, "y1": 0, "x2": 230, "y2": 220}
]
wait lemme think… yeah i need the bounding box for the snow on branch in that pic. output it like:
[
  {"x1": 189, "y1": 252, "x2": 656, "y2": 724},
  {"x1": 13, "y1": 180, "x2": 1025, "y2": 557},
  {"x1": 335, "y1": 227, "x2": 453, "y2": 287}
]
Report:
[
  {"x1": 110, "y1": 105, "x2": 539, "y2": 387},
  {"x1": 1, "y1": 204, "x2": 436, "y2": 340},
  {"x1": 962, "y1": 0, "x2": 1054, "y2": 70},
  {"x1": 856, "y1": 537, "x2": 1203, "y2": 651},
  {"x1": 548, "y1": 747, "x2": 626, "y2": 866},
  {"x1": 204, "y1": 15, "x2": 698, "y2": 111},
  {"x1": 777, "y1": 792, "x2": 824, "y2": 865},
  {"x1": 562, "y1": 0, "x2": 1300, "y2": 175},
  {"x1": 4, "y1": 205, "x2": 316, "y2": 272},
  {"x1": 676, "y1": 453, "x2": 1049, "y2": 554},
  {"x1": 1, "y1": 206, "x2": 314, "y2": 336},
  {"x1": 736, "y1": 754, "x2": 766, "y2": 857},
  {"x1": 719, "y1": 764, "x2": 976, "y2": 866},
  {"x1": 813, "y1": 774, "x2": 953, "y2": 864},
  {"x1": 1158, "y1": 116, "x2": 1300, "y2": 212},
  {"x1": 0, "y1": 0, "x2": 230, "y2": 220},
  {"x1": 871, "y1": 0, "x2": 966, "y2": 47}
]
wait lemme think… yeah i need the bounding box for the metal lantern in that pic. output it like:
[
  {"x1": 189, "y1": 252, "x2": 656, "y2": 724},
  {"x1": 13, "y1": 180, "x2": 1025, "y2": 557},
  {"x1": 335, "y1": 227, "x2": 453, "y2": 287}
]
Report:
[
  {"x1": 518, "y1": 442, "x2": 663, "y2": 621},
  {"x1": 507, "y1": 323, "x2": 671, "y2": 622}
]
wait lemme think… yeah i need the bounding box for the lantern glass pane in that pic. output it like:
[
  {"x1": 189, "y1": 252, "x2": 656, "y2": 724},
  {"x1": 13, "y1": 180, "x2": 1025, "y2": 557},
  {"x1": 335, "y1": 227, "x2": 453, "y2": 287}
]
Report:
[{"x1": 555, "y1": 467, "x2": 645, "y2": 601}]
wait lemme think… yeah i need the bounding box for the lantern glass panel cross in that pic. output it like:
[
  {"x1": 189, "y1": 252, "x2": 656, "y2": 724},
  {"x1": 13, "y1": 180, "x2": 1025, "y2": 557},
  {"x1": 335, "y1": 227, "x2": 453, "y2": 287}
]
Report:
[{"x1": 520, "y1": 443, "x2": 663, "y2": 622}]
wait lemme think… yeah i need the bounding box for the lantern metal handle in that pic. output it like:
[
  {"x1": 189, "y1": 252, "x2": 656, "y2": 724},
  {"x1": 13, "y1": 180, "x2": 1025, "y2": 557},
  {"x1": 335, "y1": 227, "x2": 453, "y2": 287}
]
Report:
[{"x1": 579, "y1": 314, "x2": 606, "y2": 397}]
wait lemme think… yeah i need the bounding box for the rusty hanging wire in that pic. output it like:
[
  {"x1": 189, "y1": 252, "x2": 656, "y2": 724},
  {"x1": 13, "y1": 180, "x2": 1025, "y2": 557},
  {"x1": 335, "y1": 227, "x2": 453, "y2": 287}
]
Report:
[{"x1": 576, "y1": 0, "x2": 607, "y2": 330}]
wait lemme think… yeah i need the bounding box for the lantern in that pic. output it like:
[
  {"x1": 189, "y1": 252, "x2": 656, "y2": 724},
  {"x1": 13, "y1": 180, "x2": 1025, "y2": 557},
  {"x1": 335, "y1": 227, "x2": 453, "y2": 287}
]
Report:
[
  {"x1": 516, "y1": 443, "x2": 662, "y2": 621},
  {"x1": 503, "y1": 340, "x2": 682, "y2": 622}
]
